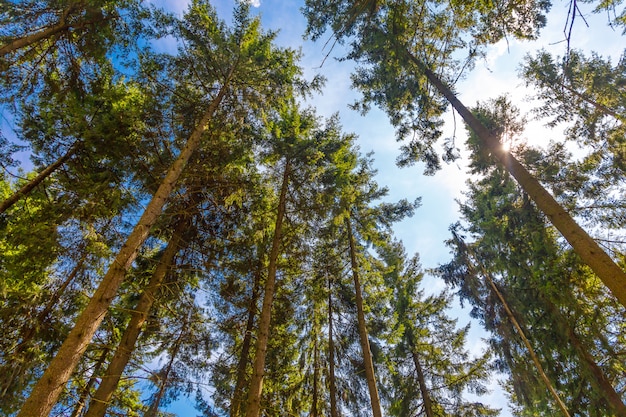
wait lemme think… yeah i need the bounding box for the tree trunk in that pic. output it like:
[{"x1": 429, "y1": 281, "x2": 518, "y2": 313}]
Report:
[
  {"x1": 145, "y1": 314, "x2": 189, "y2": 417},
  {"x1": 458, "y1": 240, "x2": 572, "y2": 417},
  {"x1": 230, "y1": 262, "x2": 262, "y2": 417},
  {"x1": 328, "y1": 276, "x2": 340, "y2": 417},
  {"x1": 310, "y1": 318, "x2": 319, "y2": 417},
  {"x1": 0, "y1": 142, "x2": 79, "y2": 214},
  {"x1": 0, "y1": 252, "x2": 86, "y2": 399},
  {"x1": 244, "y1": 159, "x2": 291, "y2": 417},
  {"x1": 402, "y1": 47, "x2": 626, "y2": 309},
  {"x1": 0, "y1": 3, "x2": 106, "y2": 56},
  {"x1": 406, "y1": 331, "x2": 435, "y2": 417},
  {"x1": 345, "y1": 217, "x2": 383, "y2": 417},
  {"x1": 543, "y1": 298, "x2": 626, "y2": 416},
  {"x1": 16, "y1": 77, "x2": 231, "y2": 417},
  {"x1": 69, "y1": 347, "x2": 110, "y2": 417},
  {"x1": 84, "y1": 220, "x2": 187, "y2": 417}
]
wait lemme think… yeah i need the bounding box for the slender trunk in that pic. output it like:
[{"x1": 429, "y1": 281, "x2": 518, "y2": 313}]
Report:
[
  {"x1": 488, "y1": 278, "x2": 571, "y2": 417},
  {"x1": 556, "y1": 80, "x2": 626, "y2": 123},
  {"x1": 0, "y1": 3, "x2": 107, "y2": 56},
  {"x1": 406, "y1": 331, "x2": 434, "y2": 417},
  {"x1": 310, "y1": 319, "x2": 319, "y2": 417},
  {"x1": 230, "y1": 263, "x2": 262, "y2": 417},
  {"x1": 145, "y1": 315, "x2": 189, "y2": 417},
  {"x1": 0, "y1": 142, "x2": 80, "y2": 214},
  {"x1": 84, "y1": 221, "x2": 187, "y2": 417},
  {"x1": 461, "y1": 243, "x2": 571, "y2": 417},
  {"x1": 543, "y1": 298, "x2": 626, "y2": 416},
  {"x1": 345, "y1": 218, "x2": 383, "y2": 417},
  {"x1": 244, "y1": 159, "x2": 291, "y2": 417},
  {"x1": 17, "y1": 78, "x2": 231, "y2": 417},
  {"x1": 402, "y1": 48, "x2": 626, "y2": 308},
  {"x1": 69, "y1": 347, "x2": 109, "y2": 417},
  {"x1": 0, "y1": 253, "x2": 86, "y2": 399},
  {"x1": 328, "y1": 276, "x2": 339, "y2": 417}
]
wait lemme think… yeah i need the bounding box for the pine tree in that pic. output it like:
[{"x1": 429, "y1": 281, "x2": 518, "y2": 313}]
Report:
[{"x1": 302, "y1": 0, "x2": 626, "y2": 307}]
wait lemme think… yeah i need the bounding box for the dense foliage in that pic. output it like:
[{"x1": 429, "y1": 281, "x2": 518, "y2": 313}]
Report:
[{"x1": 1, "y1": 0, "x2": 625, "y2": 416}]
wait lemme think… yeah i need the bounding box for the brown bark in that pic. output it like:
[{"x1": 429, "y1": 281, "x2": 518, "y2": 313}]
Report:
[
  {"x1": 244, "y1": 159, "x2": 291, "y2": 417},
  {"x1": 16, "y1": 78, "x2": 231, "y2": 417},
  {"x1": 83, "y1": 221, "x2": 187, "y2": 417},
  {"x1": 0, "y1": 142, "x2": 79, "y2": 214},
  {"x1": 401, "y1": 47, "x2": 626, "y2": 309},
  {"x1": 345, "y1": 217, "x2": 383, "y2": 417},
  {"x1": 328, "y1": 276, "x2": 340, "y2": 417},
  {"x1": 230, "y1": 263, "x2": 262, "y2": 417},
  {"x1": 486, "y1": 274, "x2": 571, "y2": 416}
]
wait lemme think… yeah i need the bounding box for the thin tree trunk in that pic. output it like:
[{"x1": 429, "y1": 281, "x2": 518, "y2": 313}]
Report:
[
  {"x1": 0, "y1": 142, "x2": 79, "y2": 214},
  {"x1": 406, "y1": 331, "x2": 435, "y2": 417},
  {"x1": 17, "y1": 76, "x2": 232, "y2": 417},
  {"x1": 0, "y1": 3, "x2": 104, "y2": 56},
  {"x1": 328, "y1": 276, "x2": 340, "y2": 417},
  {"x1": 345, "y1": 217, "x2": 383, "y2": 417},
  {"x1": 543, "y1": 298, "x2": 626, "y2": 416},
  {"x1": 69, "y1": 347, "x2": 109, "y2": 417},
  {"x1": 84, "y1": 220, "x2": 188, "y2": 417},
  {"x1": 402, "y1": 47, "x2": 626, "y2": 308},
  {"x1": 556, "y1": 80, "x2": 626, "y2": 123},
  {"x1": 0, "y1": 252, "x2": 86, "y2": 399},
  {"x1": 230, "y1": 262, "x2": 262, "y2": 417},
  {"x1": 461, "y1": 243, "x2": 571, "y2": 417},
  {"x1": 310, "y1": 318, "x2": 320, "y2": 417},
  {"x1": 145, "y1": 314, "x2": 189, "y2": 417},
  {"x1": 244, "y1": 159, "x2": 291, "y2": 417}
]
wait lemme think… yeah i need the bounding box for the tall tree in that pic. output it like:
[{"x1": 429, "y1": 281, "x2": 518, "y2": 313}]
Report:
[
  {"x1": 302, "y1": 0, "x2": 626, "y2": 307},
  {"x1": 380, "y1": 241, "x2": 498, "y2": 417},
  {"x1": 16, "y1": 2, "x2": 303, "y2": 415},
  {"x1": 439, "y1": 135, "x2": 626, "y2": 415}
]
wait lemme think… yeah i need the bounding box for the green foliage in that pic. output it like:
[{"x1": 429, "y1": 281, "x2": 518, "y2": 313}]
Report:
[
  {"x1": 439, "y1": 143, "x2": 626, "y2": 415},
  {"x1": 303, "y1": 0, "x2": 549, "y2": 172}
]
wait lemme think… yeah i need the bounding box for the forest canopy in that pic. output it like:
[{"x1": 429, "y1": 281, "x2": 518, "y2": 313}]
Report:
[{"x1": 0, "y1": 0, "x2": 625, "y2": 416}]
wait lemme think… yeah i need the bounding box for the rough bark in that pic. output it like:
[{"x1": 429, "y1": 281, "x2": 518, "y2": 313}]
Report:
[
  {"x1": 244, "y1": 159, "x2": 291, "y2": 417},
  {"x1": 0, "y1": 142, "x2": 79, "y2": 214},
  {"x1": 83, "y1": 221, "x2": 187, "y2": 417},
  {"x1": 230, "y1": 263, "x2": 262, "y2": 417},
  {"x1": 16, "y1": 80, "x2": 231, "y2": 417},
  {"x1": 328, "y1": 276, "x2": 340, "y2": 417},
  {"x1": 402, "y1": 47, "x2": 626, "y2": 309},
  {"x1": 345, "y1": 217, "x2": 383, "y2": 417}
]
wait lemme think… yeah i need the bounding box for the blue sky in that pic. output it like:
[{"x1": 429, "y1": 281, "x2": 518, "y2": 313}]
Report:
[{"x1": 149, "y1": 0, "x2": 624, "y2": 415}]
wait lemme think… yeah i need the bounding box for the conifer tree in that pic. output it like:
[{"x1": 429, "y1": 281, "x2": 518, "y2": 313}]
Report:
[{"x1": 302, "y1": 0, "x2": 626, "y2": 307}]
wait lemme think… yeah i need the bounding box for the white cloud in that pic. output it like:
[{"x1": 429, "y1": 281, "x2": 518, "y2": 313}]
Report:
[{"x1": 242, "y1": 0, "x2": 261, "y2": 7}]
